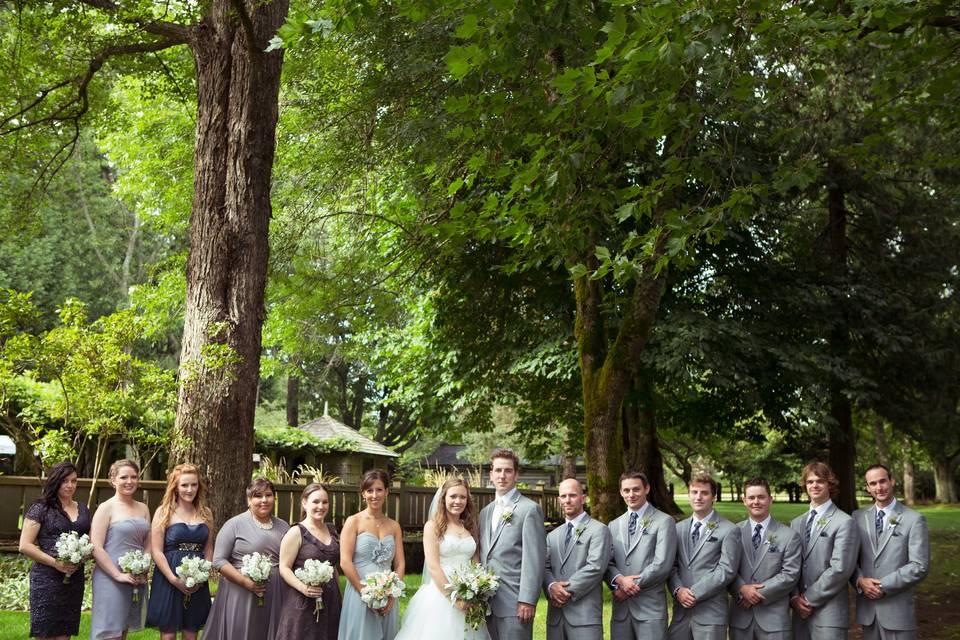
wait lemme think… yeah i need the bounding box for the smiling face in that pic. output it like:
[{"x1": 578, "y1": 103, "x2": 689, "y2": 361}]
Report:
[
  {"x1": 804, "y1": 472, "x2": 830, "y2": 506},
  {"x1": 362, "y1": 479, "x2": 387, "y2": 511},
  {"x1": 865, "y1": 467, "x2": 895, "y2": 507},
  {"x1": 489, "y1": 457, "x2": 518, "y2": 496},
  {"x1": 688, "y1": 481, "x2": 715, "y2": 518},
  {"x1": 176, "y1": 472, "x2": 199, "y2": 505},
  {"x1": 248, "y1": 489, "x2": 275, "y2": 521},
  {"x1": 303, "y1": 488, "x2": 329, "y2": 522},
  {"x1": 619, "y1": 477, "x2": 649, "y2": 510},
  {"x1": 743, "y1": 484, "x2": 772, "y2": 521},
  {"x1": 57, "y1": 472, "x2": 79, "y2": 502},
  {"x1": 558, "y1": 478, "x2": 586, "y2": 520},
  {"x1": 444, "y1": 484, "x2": 469, "y2": 517},
  {"x1": 111, "y1": 465, "x2": 139, "y2": 497}
]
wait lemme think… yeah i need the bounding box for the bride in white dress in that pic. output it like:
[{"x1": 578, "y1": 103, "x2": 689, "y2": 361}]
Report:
[{"x1": 397, "y1": 477, "x2": 490, "y2": 640}]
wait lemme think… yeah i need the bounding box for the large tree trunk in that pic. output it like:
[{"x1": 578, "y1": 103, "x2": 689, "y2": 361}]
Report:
[
  {"x1": 621, "y1": 376, "x2": 681, "y2": 516},
  {"x1": 575, "y1": 244, "x2": 668, "y2": 523},
  {"x1": 826, "y1": 181, "x2": 858, "y2": 513},
  {"x1": 172, "y1": 0, "x2": 289, "y2": 529},
  {"x1": 901, "y1": 434, "x2": 916, "y2": 506},
  {"x1": 286, "y1": 374, "x2": 300, "y2": 427},
  {"x1": 932, "y1": 455, "x2": 959, "y2": 504}
]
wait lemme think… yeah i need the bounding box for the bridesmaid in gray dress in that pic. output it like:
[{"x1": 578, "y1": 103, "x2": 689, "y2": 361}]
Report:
[
  {"x1": 89, "y1": 459, "x2": 153, "y2": 640},
  {"x1": 338, "y1": 469, "x2": 406, "y2": 640},
  {"x1": 203, "y1": 477, "x2": 290, "y2": 640}
]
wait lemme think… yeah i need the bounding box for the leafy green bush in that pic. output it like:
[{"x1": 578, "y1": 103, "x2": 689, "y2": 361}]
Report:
[{"x1": 0, "y1": 554, "x2": 93, "y2": 611}]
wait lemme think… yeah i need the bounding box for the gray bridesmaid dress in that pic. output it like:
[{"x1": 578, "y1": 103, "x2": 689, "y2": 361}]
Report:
[
  {"x1": 203, "y1": 511, "x2": 290, "y2": 640},
  {"x1": 337, "y1": 533, "x2": 398, "y2": 640},
  {"x1": 90, "y1": 517, "x2": 151, "y2": 640}
]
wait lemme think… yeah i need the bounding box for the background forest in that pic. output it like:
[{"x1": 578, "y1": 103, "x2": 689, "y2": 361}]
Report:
[{"x1": 1, "y1": 0, "x2": 958, "y2": 525}]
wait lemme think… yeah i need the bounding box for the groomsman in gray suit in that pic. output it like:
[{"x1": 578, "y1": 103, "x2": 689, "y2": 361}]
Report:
[
  {"x1": 852, "y1": 464, "x2": 930, "y2": 640},
  {"x1": 543, "y1": 478, "x2": 613, "y2": 640},
  {"x1": 789, "y1": 461, "x2": 859, "y2": 640},
  {"x1": 479, "y1": 448, "x2": 547, "y2": 640},
  {"x1": 729, "y1": 477, "x2": 802, "y2": 640},
  {"x1": 668, "y1": 473, "x2": 740, "y2": 640},
  {"x1": 605, "y1": 470, "x2": 678, "y2": 640}
]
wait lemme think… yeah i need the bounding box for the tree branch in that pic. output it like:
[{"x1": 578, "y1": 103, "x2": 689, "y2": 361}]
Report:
[
  {"x1": 76, "y1": 0, "x2": 191, "y2": 42},
  {"x1": 230, "y1": 0, "x2": 259, "y2": 56}
]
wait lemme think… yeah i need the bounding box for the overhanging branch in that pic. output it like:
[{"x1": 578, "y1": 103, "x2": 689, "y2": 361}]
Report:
[{"x1": 77, "y1": 0, "x2": 191, "y2": 42}]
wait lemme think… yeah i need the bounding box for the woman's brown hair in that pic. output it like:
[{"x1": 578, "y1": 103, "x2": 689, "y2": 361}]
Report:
[
  {"x1": 299, "y1": 483, "x2": 328, "y2": 520},
  {"x1": 154, "y1": 463, "x2": 214, "y2": 531},
  {"x1": 431, "y1": 477, "x2": 478, "y2": 543}
]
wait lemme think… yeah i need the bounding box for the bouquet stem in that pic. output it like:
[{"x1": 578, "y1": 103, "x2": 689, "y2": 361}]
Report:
[
  {"x1": 183, "y1": 593, "x2": 191, "y2": 609},
  {"x1": 132, "y1": 587, "x2": 140, "y2": 603},
  {"x1": 314, "y1": 597, "x2": 324, "y2": 622}
]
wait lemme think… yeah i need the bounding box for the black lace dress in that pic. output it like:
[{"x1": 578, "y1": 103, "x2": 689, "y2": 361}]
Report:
[{"x1": 25, "y1": 500, "x2": 92, "y2": 637}]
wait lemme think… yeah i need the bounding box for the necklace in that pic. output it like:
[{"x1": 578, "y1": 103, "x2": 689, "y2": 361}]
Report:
[{"x1": 252, "y1": 513, "x2": 274, "y2": 530}]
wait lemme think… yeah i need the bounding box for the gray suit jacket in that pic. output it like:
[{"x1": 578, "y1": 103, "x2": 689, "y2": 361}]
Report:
[
  {"x1": 789, "y1": 503, "x2": 858, "y2": 628},
  {"x1": 604, "y1": 504, "x2": 678, "y2": 623},
  {"x1": 668, "y1": 513, "x2": 740, "y2": 627},
  {"x1": 728, "y1": 518, "x2": 802, "y2": 633},
  {"x1": 543, "y1": 515, "x2": 613, "y2": 628},
  {"x1": 479, "y1": 492, "x2": 547, "y2": 618},
  {"x1": 851, "y1": 501, "x2": 929, "y2": 631}
]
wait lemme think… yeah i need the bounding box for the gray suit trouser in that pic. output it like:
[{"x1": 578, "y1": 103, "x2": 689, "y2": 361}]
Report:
[
  {"x1": 730, "y1": 621, "x2": 791, "y2": 640},
  {"x1": 792, "y1": 619, "x2": 846, "y2": 640},
  {"x1": 610, "y1": 616, "x2": 667, "y2": 640},
  {"x1": 667, "y1": 616, "x2": 726, "y2": 640},
  {"x1": 862, "y1": 622, "x2": 916, "y2": 640},
  {"x1": 546, "y1": 619, "x2": 603, "y2": 640},
  {"x1": 487, "y1": 615, "x2": 534, "y2": 640}
]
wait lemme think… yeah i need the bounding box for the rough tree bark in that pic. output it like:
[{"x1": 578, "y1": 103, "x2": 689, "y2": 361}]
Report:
[
  {"x1": 826, "y1": 181, "x2": 857, "y2": 513},
  {"x1": 286, "y1": 374, "x2": 300, "y2": 427},
  {"x1": 171, "y1": 0, "x2": 290, "y2": 528},
  {"x1": 901, "y1": 434, "x2": 916, "y2": 505},
  {"x1": 575, "y1": 237, "x2": 669, "y2": 523},
  {"x1": 621, "y1": 375, "x2": 681, "y2": 515}
]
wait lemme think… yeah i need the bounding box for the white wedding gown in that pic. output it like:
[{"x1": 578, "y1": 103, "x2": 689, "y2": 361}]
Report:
[{"x1": 396, "y1": 534, "x2": 491, "y2": 640}]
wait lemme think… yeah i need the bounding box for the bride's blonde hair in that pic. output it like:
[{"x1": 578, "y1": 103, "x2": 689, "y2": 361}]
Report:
[{"x1": 431, "y1": 477, "x2": 478, "y2": 542}]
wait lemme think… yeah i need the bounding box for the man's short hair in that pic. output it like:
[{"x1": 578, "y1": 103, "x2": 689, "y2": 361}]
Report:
[
  {"x1": 490, "y1": 448, "x2": 520, "y2": 471},
  {"x1": 689, "y1": 472, "x2": 719, "y2": 497},
  {"x1": 743, "y1": 476, "x2": 771, "y2": 497},
  {"x1": 801, "y1": 461, "x2": 839, "y2": 498},
  {"x1": 865, "y1": 463, "x2": 893, "y2": 480},
  {"x1": 619, "y1": 470, "x2": 650, "y2": 487}
]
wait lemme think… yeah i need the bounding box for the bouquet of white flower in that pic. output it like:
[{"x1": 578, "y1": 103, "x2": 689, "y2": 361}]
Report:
[
  {"x1": 118, "y1": 549, "x2": 152, "y2": 602},
  {"x1": 175, "y1": 556, "x2": 212, "y2": 608},
  {"x1": 54, "y1": 531, "x2": 94, "y2": 584},
  {"x1": 295, "y1": 559, "x2": 336, "y2": 621},
  {"x1": 445, "y1": 563, "x2": 501, "y2": 630},
  {"x1": 359, "y1": 570, "x2": 405, "y2": 610},
  {"x1": 240, "y1": 552, "x2": 273, "y2": 606}
]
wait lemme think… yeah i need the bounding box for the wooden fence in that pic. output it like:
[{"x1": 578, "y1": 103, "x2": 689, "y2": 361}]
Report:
[{"x1": 0, "y1": 476, "x2": 561, "y2": 539}]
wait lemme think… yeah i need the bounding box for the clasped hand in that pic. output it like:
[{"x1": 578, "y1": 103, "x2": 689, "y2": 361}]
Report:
[
  {"x1": 549, "y1": 581, "x2": 572, "y2": 608},
  {"x1": 613, "y1": 575, "x2": 642, "y2": 602},
  {"x1": 858, "y1": 577, "x2": 884, "y2": 600},
  {"x1": 738, "y1": 583, "x2": 765, "y2": 608}
]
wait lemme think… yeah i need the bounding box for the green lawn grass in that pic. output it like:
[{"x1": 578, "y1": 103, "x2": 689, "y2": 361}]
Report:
[{"x1": 2, "y1": 502, "x2": 957, "y2": 640}]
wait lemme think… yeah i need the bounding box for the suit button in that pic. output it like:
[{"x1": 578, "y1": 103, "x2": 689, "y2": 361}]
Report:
[{"x1": 625, "y1": 561, "x2": 631, "y2": 566}]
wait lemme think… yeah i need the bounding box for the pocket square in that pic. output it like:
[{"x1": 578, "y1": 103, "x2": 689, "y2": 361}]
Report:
[
  {"x1": 891, "y1": 532, "x2": 902, "y2": 537},
  {"x1": 768, "y1": 547, "x2": 780, "y2": 553},
  {"x1": 820, "y1": 531, "x2": 829, "y2": 537},
  {"x1": 707, "y1": 537, "x2": 718, "y2": 542}
]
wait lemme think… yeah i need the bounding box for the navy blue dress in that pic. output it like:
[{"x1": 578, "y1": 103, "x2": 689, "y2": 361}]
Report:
[
  {"x1": 25, "y1": 501, "x2": 92, "y2": 638},
  {"x1": 145, "y1": 523, "x2": 212, "y2": 632}
]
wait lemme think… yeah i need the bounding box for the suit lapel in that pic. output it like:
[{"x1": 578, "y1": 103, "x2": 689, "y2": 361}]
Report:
[
  {"x1": 689, "y1": 513, "x2": 715, "y2": 562},
  {"x1": 804, "y1": 504, "x2": 834, "y2": 558},
  {"x1": 752, "y1": 519, "x2": 776, "y2": 572},
  {"x1": 678, "y1": 518, "x2": 692, "y2": 563},
  {"x1": 741, "y1": 521, "x2": 757, "y2": 570},
  {"x1": 480, "y1": 504, "x2": 491, "y2": 558},
  {"x1": 875, "y1": 502, "x2": 901, "y2": 557},
  {"x1": 625, "y1": 507, "x2": 650, "y2": 556},
  {"x1": 560, "y1": 515, "x2": 588, "y2": 566},
  {"x1": 488, "y1": 492, "x2": 519, "y2": 552}
]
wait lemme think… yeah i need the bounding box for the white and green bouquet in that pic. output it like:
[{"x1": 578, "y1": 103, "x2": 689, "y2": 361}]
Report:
[
  {"x1": 445, "y1": 563, "x2": 501, "y2": 630},
  {"x1": 240, "y1": 552, "x2": 273, "y2": 607},
  {"x1": 359, "y1": 570, "x2": 405, "y2": 610},
  {"x1": 54, "y1": 531, "x2": 94, "y2": 584},
  {"x1": 295, "y1": 559, "x2": 336, "y2": 620},
  {"x1": 175, "y1": 556, "x2": 212, "y2": 608},
  {"x1": 118, "y1": 549, "x2": 152, "y2": 602}
]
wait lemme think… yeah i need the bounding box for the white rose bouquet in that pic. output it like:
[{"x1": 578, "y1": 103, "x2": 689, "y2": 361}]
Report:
[
  {"x1": 445, "y1": 563, "x2": 501, "y2": 630},
  {"x1": 294, "y1": 559, "x2": 336, "y2": 621},
  {"x1": 240, "y1": 552, "x2": 273, "y2": 606},
  {"x1": 175, "y1": 556, "x2": 212, "y2": 608},
  {"x1": 118, "y1": 549, "x2": 152, "y2": 602},
  {"x1": 359, "y1": 570, "x2": 405, "y2": 610},
  {"x1": 54, "y1": 531, "x2": 94, "y2": 584}
]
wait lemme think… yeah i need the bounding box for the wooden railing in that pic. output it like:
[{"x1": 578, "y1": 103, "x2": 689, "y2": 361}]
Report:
[{"x1": 0, "y1": 476, "x2": 560, "y2": 539}]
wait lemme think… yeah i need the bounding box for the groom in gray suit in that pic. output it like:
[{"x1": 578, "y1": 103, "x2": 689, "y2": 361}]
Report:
[
  {"x1": 479, "y1": 448, "x2": 546, "y2": 640},
  {"x1": 852, "y1": 464, "x2": 930, "y2": 640},
  {"x1": 543, "y1": 478, "x2": 613, "y2": 640},
  {"x1": 729, "y1": 476, "x2": 802, "y2": 640},
  {"x1": 605, "y1": 470, "x2": 678, "y2": 640},
  {"x1": 789, "y1": 461, "x2": 859, "y2": 640},
  {"x1": 668, "y1": 473, "x2": 740, "y2": 640}
]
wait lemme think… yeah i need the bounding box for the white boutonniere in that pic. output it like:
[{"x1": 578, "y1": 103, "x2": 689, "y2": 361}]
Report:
[
  {"x1": 816, "y1": 516, "x2": 829, "y2": 528},
  {"x1": 765, "y1": 533, "x2": 778, "y2": 545},
  {"x1": 574, "y1": 525, "x2": 586, "y2": 539},
  {"x1": 501, "y1": 509, "x2": 514, "y2": 524},
  {"x1": 888, "y1": 515, "x2": 900, "y2": 527},
  {"x1": 706, "y1": 521, "x2": 718, "y2": 532},
  {"x1": 640, "y1": 517, "x2": 652, "y2": 531}
]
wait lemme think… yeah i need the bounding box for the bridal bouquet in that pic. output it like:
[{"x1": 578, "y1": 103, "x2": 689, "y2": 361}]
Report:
[
  {"x1": 295, "y1": 559, "x2": 335, "y2": 620},
  {"x1": 359, "y1": 570, "x2": 405, "y2": 610},
  {"x1": 118, "y1": 549, "x2": 152, "y2": 602},
  {"x1": 175, "y1": 556, "x2": 212, "y2": 608},
  {"x1": 240, "y1": 552, "x2": 273, "y2": 606},
  {"x1": 445, "y1": 563, "x2": 501, "y2": 630},
  {"x1": 54, "y1": 531, "x2": 94, "y2": 584}
]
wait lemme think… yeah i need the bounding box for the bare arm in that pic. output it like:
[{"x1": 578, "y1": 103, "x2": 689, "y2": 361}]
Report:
[
  {"x1": 392, "y1": 520, "x2": 406, "y2": 579},
  {"x1": 339, "y1": 516, "x2": 363, "y2": 592},
  {"x1": 18, "y1": 516, "x2": 78, "y2": 576},
  {"x1": 279, "y1": 526, "x2": 321, "y2": 597},
  {"x1": 422, "y1": 522, "x2": 449, "y2": 596}
]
